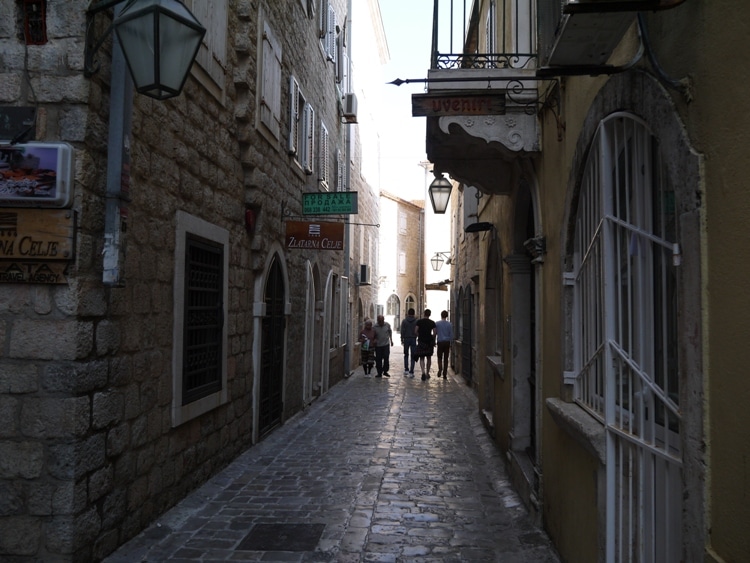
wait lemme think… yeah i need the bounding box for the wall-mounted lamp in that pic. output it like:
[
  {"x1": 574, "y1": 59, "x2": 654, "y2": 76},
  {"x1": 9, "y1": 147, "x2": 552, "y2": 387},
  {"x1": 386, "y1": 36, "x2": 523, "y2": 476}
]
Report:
[
  {"x1": 428, "y1": 173, "x2": 452, "y2": 214},
  {"x1": 464, "y1": 221, "x2": 494, "y2": 233},
  {"x1": 430, "y1": 252, "x2": 452, "y2": 271},
  {"x1": 84, "y1": 0, "x2": 206, "y2": 100}
]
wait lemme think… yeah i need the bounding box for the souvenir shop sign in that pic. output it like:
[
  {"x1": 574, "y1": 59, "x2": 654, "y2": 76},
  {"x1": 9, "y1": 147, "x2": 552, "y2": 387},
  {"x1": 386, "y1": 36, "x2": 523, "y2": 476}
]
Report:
[
  {"x1": 302, "y1": 191, "x2": 358, "y2": 215},
  {"x1": 285, "y1": 221, "x2": 344, "y2": 251},
  {"x1": 411, "y1": 91, "x2": 506, "y2": 117}
]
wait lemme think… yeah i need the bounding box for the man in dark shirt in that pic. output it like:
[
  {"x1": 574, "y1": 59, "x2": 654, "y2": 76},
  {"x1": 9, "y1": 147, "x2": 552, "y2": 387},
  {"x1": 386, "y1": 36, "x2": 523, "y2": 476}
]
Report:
[
  {"x1": 400, "y1": 308, "x2": 418, "y2": 377},
  {"x1": 415, "y1": 309, "x2": 437, "y2": 380}
]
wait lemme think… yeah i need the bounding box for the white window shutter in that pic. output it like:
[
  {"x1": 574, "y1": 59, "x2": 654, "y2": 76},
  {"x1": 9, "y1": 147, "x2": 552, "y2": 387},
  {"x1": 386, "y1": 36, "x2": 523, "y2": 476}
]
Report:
[
  {"x1": 336, "y1": 34, "x2": 344, "y2": 83},
  {"x1": 261, "y1": 23, "x2": 282, "y2": 138},
  {"x1": 326, "y1": 4, "x2": 337, "y2": 62},
  {"x1": 318, "y1": 0, "x2": 326, "y2": 37},
  {"x1": 336, "y1": 149, "x2": 344, "y2": 191},
  {"x1": 342, "y1": 51, "x2": 350, "y2": 93},
  {"x1": 288, "y1": 77, "x2": 300, "y2": 155},
  {"x1": 319, "y1": 122, "x2": 329, "y2": 187},
  {"x1": 183, "y1": 0, "x2": 227, "y2": 91},
  {"x1": 303, "y1": 104, "x2": 315, "y2": 174}
]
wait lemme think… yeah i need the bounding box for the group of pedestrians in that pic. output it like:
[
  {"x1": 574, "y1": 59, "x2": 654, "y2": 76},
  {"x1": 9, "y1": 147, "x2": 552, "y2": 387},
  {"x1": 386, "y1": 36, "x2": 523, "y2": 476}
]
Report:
[
  {"x1": 358, "y1": 314, "x2": 394, "y2": 377},
  {"x1": 359, "y1": 308, "x2": 453, "y2": 381}
]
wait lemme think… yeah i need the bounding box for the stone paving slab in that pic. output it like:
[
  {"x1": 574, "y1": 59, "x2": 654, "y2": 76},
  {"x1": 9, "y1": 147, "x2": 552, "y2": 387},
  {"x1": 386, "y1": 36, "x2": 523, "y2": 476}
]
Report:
[{"x1": 104, "y1": 349, "x2": 560, "y2": 562}]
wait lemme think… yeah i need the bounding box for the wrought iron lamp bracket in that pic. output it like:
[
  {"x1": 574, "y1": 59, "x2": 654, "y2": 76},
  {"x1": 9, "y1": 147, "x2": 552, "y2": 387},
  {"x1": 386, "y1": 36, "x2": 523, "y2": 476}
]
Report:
[{"x1": 84, "y1": 0, "x2": 137, "y2": 77}]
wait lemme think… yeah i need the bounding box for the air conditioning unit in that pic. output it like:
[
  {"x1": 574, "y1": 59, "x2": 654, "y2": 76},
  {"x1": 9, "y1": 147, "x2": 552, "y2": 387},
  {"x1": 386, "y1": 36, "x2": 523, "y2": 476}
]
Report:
[
  {"x1": 342, "y1": 93, "x2": 358, "y2": 124},
  {"x1": 359, "y1": 264, "x2": 371, "y2": 285}
]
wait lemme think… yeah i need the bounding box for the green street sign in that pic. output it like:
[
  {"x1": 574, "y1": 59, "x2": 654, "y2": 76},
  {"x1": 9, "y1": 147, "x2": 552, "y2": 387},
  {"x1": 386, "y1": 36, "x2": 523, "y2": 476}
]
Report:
[{"x1": 303, "y1": 192, "x2": 358, "y2": 215}]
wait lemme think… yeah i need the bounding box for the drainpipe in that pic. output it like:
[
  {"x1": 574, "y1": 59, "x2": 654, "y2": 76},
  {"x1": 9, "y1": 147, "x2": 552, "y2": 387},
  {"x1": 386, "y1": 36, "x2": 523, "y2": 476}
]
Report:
[
  {"x1": 343, "y1": 0, "x2": 353, "y2": 376},
  {"x1": 102, "y1": 2, "x2": 132, "y2": 286}
]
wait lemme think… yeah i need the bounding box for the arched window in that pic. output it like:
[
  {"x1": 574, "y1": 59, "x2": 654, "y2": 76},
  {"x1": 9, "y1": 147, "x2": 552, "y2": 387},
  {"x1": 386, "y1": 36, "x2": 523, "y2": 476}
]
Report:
[{"x1": 572, "y1": 113, "x2": 680, "y2": 561}]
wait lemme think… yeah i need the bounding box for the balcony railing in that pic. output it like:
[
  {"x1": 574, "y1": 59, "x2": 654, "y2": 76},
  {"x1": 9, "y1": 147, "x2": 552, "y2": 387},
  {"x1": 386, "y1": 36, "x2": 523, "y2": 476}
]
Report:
[{"x1": 430, "y1": 0, "x2": 537, "y2": 71}]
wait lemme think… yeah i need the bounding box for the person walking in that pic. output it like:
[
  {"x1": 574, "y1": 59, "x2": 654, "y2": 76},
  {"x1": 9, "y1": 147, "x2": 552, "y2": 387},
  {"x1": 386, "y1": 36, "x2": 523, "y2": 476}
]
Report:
[
  {"x1": 400, "y1": 308, "x2": 418, "y2": 377},
  {"x1": 435, "y1": 310, "x2": 454, "y2": 378},
  {"x1": 358, "y1": 318, "x2": 376, "y2": 376},
  {"x1": 415, "y1": 309, "x2": 437, "y2": 381},
  {"x1": 372, "y1": 314, "x2": 394, "y2": 377}
]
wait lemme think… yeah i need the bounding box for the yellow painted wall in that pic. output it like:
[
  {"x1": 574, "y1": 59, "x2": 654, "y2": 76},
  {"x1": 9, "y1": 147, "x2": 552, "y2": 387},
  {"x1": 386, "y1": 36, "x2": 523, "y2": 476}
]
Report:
[{"x1": 669, "y1": 2, "x2": 750, "y2": 559}]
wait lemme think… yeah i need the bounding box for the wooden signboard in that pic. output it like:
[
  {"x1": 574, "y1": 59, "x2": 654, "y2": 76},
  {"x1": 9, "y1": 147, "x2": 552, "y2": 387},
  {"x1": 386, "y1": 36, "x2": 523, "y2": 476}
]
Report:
[
  {"x1": 0, "y1": 209, "x2": 75, "y2": 284},
  {"x1": 285, "y1": 221, "x2": 344, "y2": 251},
  {"x1": 412, "y1": 91, "x2": 506, "y2": 117}
]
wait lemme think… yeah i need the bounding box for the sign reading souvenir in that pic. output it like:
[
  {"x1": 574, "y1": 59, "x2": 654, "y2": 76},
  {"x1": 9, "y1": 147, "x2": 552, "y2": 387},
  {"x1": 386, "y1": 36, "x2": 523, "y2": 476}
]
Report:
[
  {"x1": 285, "y1": 221, "x2": 345, "y2": 251},
  {"x1": 0, "y1": 142, "x2": 74, "y2": 208},
  {"x1": 0, "y1": 209, "x2": 75, "y2": 284},
  {"x1": 411, "y1": 91, "x2": 506, "y2": 117},
  {"x1": 302, "y1": 191, "x2": 358, "y2": 215}
]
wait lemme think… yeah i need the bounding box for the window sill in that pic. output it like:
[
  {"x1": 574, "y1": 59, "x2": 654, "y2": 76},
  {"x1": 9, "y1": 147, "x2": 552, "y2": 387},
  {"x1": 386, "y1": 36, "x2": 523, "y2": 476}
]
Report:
[
  {"x1": 486, "y1": 355, "x2": 504, "y2": 380},
  {"x1": 545, "y1": 398, "x2": 605, "y2": 465}
]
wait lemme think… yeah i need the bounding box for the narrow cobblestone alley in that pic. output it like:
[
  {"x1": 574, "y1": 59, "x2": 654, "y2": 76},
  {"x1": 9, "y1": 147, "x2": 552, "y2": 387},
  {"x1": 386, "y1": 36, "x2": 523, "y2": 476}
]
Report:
[{"x1": 104, "y1": 347, "x2": 560, "y2": 562}]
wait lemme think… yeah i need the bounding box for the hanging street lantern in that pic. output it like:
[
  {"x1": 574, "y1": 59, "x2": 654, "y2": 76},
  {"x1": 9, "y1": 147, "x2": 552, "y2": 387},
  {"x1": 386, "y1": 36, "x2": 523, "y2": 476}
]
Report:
[
  {"x1": 428, "y1": 173, "x2": 453, "y2": 214},
  {"x1": 85, "y1": 0, "x2": 206, "y2": 100}
]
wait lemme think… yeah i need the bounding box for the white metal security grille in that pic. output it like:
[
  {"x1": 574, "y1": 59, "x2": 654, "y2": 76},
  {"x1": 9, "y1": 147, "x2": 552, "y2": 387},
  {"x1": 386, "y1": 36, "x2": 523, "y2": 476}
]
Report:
[{"x1": 573, "y1": 113, "x2": 682, "y2": 562}]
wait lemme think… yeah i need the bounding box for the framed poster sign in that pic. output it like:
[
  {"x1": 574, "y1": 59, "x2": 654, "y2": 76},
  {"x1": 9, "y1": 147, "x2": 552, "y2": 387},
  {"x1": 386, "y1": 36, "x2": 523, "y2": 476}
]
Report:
[{"x1": 0, "y1": 142, "x2": 73, "y2": 208}]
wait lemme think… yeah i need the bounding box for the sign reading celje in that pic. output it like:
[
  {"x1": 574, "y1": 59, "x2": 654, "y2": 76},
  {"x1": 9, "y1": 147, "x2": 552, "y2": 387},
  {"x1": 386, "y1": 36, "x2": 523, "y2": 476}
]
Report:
[
  {"x1": 285, "y1": 221, "x2": 344, "y2": 251},
  {"x1": 0, "y1": 209, "x2": 75, "y2": 284},
  {"x1": 411, "y1": 91, "x2": 506, "y2": 117}
]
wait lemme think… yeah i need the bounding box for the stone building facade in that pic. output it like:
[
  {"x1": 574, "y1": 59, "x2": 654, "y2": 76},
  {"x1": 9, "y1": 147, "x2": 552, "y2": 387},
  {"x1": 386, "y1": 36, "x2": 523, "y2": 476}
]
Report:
[
  {"x1": 0, "y1": 0, "x2": 383, "y2": 560},
  {"x1": 378, "y1": 191, "x2": 424, "y2": 331}
]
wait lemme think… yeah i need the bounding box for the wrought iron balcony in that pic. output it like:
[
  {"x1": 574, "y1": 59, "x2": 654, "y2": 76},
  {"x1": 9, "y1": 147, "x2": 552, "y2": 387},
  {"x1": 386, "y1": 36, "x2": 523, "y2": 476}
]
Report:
[
  {"x1": 433, "y1": 52, "x2": 536, "y2": 71},
  {"x1": 421, "y1": 0, "x2": 542, "y2": 195}
]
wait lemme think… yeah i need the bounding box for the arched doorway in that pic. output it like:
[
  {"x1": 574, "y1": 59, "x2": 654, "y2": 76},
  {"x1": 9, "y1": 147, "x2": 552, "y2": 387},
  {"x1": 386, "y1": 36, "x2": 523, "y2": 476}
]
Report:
[
  {"x1": 505, "y1": 177, "x2": 540, "y2": 487},
  {"x1": 259, "y1": 255, "x2": 285, "y2": 438},
  {"x1": 386, "y1": 293, "x2": 400, "y2": 331},
  {"x1": 303, "y1": 262, "x2": 322, "y2": 404}
]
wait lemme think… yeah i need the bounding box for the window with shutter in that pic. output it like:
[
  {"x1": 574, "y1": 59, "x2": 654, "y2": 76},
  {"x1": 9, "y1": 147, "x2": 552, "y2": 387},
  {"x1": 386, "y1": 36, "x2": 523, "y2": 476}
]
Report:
[
  {"x1": 301, "y1": 104, "x2": 315, "y2": 175},
  {"x1": 398, "y1": 212, "x2": 407, "y2": 234},
  {"x1": 288, "y1": 76, "x2": 302, "y2": 156},
  {"x1": 341, "y1": 51, "x2": 351, "y2": 93},
  {"x1": 336, "y1": 149, "x2": 345, "y2": 191},
  {"x1": 319, "y1": 122, "x2": 329, "y2": 189},
  {"x1": 318, "y1": 0, "x2": 326, "y2": 37},
  {"x1": 336, "y1": 33, "x2": 344, "y2": 84},
  {"x1": 260, "y1": 21, "x2": 282, "y2": 139},
  {"x1": 326, "y1": 4, "x2": 337, "y2": 62},
  {"x1": 184, "y1": 0, "x2": 228, "y2": 99}
]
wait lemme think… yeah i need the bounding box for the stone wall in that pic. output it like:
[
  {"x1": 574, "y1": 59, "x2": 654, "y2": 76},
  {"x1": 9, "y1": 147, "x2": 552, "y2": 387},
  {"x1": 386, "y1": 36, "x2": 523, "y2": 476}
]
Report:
[{"x1": 0, "y1": 0, "x2": 360, "y2": 560}]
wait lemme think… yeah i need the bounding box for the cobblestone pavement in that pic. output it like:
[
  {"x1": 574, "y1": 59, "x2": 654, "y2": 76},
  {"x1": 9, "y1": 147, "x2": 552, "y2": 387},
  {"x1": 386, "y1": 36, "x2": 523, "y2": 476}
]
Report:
[{"x1": 105, "y1": 347, "x2": 560, "y2": 562}]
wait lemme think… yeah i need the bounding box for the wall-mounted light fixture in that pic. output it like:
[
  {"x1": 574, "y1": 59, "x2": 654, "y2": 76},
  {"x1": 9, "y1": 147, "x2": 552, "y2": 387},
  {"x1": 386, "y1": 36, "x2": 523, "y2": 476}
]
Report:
[
  {"x1": 430, "y1": 252, "x2": 452, "y2": 271},
  {"x1": 84, "y1": 0, "x2": 206, "y2": 100},
  {"x1": 464, "y1": 221, "x2": 494, "y2": 233},
  {"x1": 428, "y1": 173, "x2": 452, "y2": 214}
]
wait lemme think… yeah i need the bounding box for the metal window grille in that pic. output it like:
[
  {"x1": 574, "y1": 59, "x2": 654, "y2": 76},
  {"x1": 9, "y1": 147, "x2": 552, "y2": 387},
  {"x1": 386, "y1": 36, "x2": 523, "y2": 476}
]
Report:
[
  {"x1": 573, "y1": 113, "x2": 681, "y2": 562},
  {"x1": 182, "y1": 235, "x2": 223, "y2": 405},
  {"x1": 23, "y1": 0, "x2": 47, "y2": 45}
]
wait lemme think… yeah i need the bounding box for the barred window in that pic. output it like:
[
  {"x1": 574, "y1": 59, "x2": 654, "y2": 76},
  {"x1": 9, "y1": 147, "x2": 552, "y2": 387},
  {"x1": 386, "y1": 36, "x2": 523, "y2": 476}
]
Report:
[
  {"x1": 172, "y1": 211, "x2": 229, "y2": 427},
  {"x1": 182, "y1": 235, "x2": 223, "y2": 404}
]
